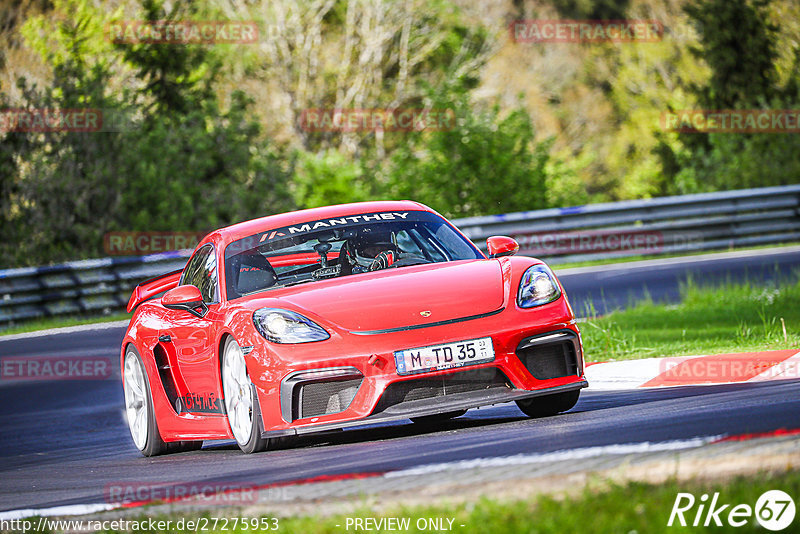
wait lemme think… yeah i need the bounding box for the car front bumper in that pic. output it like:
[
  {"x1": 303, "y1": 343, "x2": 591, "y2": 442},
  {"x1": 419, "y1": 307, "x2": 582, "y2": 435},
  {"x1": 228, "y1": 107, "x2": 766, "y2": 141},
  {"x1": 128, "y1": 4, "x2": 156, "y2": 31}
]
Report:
[{"x1": 243, "y1": 297, "x2": 587, "y2": 435}]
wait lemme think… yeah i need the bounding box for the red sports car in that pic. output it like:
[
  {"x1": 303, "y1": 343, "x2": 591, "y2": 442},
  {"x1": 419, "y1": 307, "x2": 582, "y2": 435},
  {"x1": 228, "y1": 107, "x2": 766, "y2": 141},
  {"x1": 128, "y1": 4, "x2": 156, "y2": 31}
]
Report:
[{"x1": 121, "y1": 201, "x2": 587, "y2": 455}]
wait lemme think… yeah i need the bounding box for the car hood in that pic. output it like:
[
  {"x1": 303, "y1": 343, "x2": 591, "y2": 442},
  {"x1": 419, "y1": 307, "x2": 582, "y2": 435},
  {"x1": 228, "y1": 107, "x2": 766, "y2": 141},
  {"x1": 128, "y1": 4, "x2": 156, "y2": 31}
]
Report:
[{"x1": 274, "y1": 260, "x2": 506, "y2": 333}]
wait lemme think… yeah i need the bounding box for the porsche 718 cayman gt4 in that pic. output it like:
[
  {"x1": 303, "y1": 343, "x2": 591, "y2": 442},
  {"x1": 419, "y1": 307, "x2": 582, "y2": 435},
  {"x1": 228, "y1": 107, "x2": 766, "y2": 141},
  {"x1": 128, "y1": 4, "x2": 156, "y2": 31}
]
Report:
[{"x1": 121, "y1": 201, "x2": 587, "y2": 455}]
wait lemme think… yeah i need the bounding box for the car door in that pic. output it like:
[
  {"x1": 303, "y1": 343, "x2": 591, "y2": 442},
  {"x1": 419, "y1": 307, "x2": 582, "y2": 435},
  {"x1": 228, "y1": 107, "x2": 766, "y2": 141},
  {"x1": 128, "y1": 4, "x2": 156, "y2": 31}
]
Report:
[{"x1": 159, "y1": 244, "x2": 224, "y2": 415}]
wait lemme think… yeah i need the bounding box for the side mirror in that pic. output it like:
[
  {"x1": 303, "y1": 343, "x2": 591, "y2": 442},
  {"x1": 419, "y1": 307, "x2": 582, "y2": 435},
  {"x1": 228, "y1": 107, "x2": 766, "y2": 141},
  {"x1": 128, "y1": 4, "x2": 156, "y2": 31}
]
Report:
[
  {"x1": 487, "y1": 236, "x2": 519, "y2": 259},
  {"x1": 162, "y1": 285, "x2": 208, "y2": 318}
]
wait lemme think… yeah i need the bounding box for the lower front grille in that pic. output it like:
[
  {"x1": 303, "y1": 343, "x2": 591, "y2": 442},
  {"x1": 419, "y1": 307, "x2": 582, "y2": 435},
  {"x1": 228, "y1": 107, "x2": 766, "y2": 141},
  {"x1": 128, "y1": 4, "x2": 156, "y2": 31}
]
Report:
[
  {"x1": 517, "y1": 332, "x2": 580, "y2": 380},
  {"x1": 372, "y1": 368, "x2": 512, "y2": 415},
  {"x1": 297, "y1": 378, "x2": 362, "y2": 419}
]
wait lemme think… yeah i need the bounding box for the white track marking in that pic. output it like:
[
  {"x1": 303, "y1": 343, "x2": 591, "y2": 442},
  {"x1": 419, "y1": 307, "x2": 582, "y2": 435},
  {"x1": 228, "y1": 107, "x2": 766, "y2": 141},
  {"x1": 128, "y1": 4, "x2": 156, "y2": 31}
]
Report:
[
  {"x1": 385, "y1": 436, "x2": 722, "y2": 478},
  {"x1": 587, "y1": 352, "x2": 800, "y2": 390},
  {"x1": 0, "y1": 503, "x2": 116, "y2": 521},
  {"x1": 585, "y1": 356, "x2": 691, "y2": 389}
]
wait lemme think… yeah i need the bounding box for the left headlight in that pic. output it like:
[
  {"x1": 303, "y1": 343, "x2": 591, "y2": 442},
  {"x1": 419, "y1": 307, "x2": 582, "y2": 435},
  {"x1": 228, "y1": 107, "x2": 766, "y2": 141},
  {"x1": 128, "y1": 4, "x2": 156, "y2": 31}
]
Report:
[
  {"x1": 253, "y1": 308, "x2": 330, "y2": 343},
  {"x1": 517, "y1": 264, "x2": 561, "y2": 308}
]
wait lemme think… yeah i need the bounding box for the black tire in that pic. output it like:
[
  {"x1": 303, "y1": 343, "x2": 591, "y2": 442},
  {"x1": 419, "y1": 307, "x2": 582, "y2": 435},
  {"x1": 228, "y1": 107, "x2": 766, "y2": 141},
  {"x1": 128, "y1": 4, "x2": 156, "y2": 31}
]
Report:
[
  {"x1": 221, "y1": 337, "x2": 270, "y2": 454},
  {"x1": 410, "y1": 409, "x2": 467, "y2": 424},
  {"x1": 124, "y1": 347, "x2": 204, "y2": 456},
  {"x1": 123, "y1": 346, "x2": 169, "y2": 457},
  {"x1": 516, "y1": 390, "x2": 580, "y2": 418}
]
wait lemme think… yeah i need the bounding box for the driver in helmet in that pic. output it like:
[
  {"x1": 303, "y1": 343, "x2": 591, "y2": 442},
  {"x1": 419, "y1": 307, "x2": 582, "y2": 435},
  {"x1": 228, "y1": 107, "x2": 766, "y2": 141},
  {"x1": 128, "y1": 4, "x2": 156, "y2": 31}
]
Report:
[{"x1": 343, "y1": 232, "x2": 398, "y2": 273}]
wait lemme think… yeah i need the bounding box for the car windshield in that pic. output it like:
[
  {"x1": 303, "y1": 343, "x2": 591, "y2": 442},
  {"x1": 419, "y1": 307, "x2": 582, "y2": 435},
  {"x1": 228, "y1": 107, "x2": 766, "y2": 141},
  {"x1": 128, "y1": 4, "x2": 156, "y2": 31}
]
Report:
[{"x1": 224, "y1": 210, "x2": 482, "y2": 300}]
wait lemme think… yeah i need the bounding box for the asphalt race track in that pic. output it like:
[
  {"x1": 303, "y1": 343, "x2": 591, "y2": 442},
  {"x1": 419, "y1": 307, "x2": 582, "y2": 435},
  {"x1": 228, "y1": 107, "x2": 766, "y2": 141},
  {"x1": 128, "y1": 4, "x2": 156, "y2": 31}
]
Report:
[{"x1": 1, "y1": 247, "x2": 799, "y2": 514}]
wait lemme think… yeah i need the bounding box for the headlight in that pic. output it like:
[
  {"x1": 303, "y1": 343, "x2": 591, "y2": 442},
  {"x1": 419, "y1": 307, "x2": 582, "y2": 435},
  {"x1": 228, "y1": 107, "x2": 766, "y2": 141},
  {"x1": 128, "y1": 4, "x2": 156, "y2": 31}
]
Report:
[
  {"x1": 517, "y1": 264, "x2": 561, "y2": 308},
  {"x1": 253, "y1": 308, "x2": 330, "y2": 343}
]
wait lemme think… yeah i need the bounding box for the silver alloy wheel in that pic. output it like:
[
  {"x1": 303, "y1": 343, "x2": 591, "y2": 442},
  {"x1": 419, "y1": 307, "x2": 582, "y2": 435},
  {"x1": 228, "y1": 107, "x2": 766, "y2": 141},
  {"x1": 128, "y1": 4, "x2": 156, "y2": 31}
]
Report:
[
  {"x1": 123, "y1": 350, "x2": 148, "y2": 450},
  {"x1": 222, "y1": 340, "x2": 254, "y2": 445}
]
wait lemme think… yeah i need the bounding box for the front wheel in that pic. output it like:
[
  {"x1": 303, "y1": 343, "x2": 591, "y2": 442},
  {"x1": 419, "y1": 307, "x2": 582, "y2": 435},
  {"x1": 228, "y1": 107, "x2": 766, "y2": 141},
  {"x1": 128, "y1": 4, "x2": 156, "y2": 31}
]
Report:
[
  {"x1": 123, "y1": 347, "x2": 203, "y2": 456},
  {"x1": 123, "y1": 346, "x2": 169, "y2": 456},
  {"x1": 221, "y1": 338, "x2": 270, "y2": 454},
  {"x1": 516, "y1": 390, "x2": 580, "y2": 418}
]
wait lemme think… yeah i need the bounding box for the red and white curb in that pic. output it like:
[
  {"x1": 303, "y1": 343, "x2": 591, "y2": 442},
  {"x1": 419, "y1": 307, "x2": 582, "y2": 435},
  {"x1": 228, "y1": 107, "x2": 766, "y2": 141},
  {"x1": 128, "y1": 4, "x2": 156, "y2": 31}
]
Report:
[{"x1": 585, "y1": 350, "x2": 800, "y2": 390}]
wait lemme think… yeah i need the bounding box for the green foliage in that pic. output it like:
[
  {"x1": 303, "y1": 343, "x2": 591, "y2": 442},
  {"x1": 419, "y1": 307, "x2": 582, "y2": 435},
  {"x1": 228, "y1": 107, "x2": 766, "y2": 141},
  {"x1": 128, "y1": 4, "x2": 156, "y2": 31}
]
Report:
[
  {"x1": 671, "y1": 130, "x2": 800, "y2": 194},
  {"x1": 2, "y1": 0, "x2": 800, "y2": 268},
  {"x1": 386, "y1": 82, "x2": 552, "y2": 218},
  {"x1": 553, "y1": 0, "x2": 631, "y2": 19},
  {"x1": 684, "y1": 0, "x2": 780, "y2": 108},
  {"x1": 659, "y1": 0, "x2": 800, "y2": 195},
  {"x1": 114, "y1": 0, "x2": 219, "y2": 115},
  {"x1": 291, "y1": 150, "x2": 370, "y2": 209},
  {"x1": 0, "y1": 0, "x2": 292, "y2": 267}
]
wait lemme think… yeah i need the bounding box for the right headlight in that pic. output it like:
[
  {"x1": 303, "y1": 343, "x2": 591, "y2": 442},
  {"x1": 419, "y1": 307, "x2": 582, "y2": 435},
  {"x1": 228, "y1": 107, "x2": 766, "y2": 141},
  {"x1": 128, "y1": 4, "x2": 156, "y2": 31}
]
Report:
[
  {"x1": 253, "y1": 308, "x2": 330, "y2": 343},
  {"x1": 517, "y1": 264, "x2": 561, "y2": 308}
]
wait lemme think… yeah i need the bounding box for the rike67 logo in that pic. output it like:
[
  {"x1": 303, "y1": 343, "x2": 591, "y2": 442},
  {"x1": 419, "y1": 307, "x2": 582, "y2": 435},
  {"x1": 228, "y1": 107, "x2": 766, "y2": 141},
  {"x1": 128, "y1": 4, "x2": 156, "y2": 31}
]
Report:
[{"x1": 669, "y1": 490, "x2": 796, "y2": 531}]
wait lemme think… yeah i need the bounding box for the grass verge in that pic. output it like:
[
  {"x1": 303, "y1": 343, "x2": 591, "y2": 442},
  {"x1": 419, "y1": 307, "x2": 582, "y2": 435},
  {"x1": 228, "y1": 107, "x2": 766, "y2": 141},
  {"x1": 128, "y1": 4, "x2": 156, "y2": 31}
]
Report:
[
  {"x1": 581, "y1": 278, "x2": 800, "y2": 361},
  {"x1": 0, "y1": 313, "x2": 131, "y2": 337},
  {"x1": 15, "y1": 469, "x2": 796, "y2": 533}
]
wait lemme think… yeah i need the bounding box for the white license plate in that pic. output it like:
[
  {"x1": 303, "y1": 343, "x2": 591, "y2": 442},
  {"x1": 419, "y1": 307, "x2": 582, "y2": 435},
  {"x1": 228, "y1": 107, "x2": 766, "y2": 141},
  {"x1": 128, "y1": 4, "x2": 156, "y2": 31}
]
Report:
[{"x1": 394, "y1": 337, "x2": 494, "y2": 375}]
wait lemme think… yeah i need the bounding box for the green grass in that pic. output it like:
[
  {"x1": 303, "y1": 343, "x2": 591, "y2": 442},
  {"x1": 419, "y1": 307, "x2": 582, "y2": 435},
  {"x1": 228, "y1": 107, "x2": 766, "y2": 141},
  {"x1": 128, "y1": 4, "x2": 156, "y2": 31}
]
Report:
[
  {"x1": 0, "y1": 313, "x2": 131, "y2": 336},
  {"x1": 14, "y1": 469, "x2": 796, "y2": 533},
  {"x1": 581, "y1": 277, "x2": 800, "y2": 361}
]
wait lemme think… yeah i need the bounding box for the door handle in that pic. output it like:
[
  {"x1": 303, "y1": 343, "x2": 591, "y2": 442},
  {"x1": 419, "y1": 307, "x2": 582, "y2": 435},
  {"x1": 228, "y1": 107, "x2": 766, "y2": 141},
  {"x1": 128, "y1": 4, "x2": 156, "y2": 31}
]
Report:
[{"x1": 158, "y1": 334, "x2": 172, "y2": 343}]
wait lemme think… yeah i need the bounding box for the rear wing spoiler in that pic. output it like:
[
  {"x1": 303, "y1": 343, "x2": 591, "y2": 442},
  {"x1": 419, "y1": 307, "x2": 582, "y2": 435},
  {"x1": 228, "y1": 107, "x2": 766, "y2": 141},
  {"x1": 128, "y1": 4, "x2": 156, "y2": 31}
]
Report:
[{"x1": 127, "y1": 269, "x2": 183, "y2": 313}]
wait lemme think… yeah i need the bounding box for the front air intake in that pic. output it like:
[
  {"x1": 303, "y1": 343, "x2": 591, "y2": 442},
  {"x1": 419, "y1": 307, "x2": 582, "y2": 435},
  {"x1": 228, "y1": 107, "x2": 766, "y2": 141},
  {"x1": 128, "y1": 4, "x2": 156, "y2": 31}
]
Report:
[
  {"x1": 281, "y1": 367, "x2": 364, "y2": 422},
  {"x1": 297, "y1": 378, "x2": 362, "y2": 419},
  {"x1": 516, "y1": 330, "x2": 581, "y2": 380}
]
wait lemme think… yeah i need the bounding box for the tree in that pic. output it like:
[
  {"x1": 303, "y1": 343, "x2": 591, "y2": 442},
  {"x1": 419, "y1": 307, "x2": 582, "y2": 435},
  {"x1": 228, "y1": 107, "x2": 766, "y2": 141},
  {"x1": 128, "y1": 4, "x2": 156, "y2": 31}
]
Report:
[
  {"x1": 0, "y1": 0, "x2": 293, "y2": 267},
  {"x1": 664, "y1": 0, "x2": 800, "y2": 193},
  {"x1": 385, "y1": 81, "x2": 552, "y2": 218},
  {"x1": 684, "y1": 0, "x2": 780, "y2": 109}
]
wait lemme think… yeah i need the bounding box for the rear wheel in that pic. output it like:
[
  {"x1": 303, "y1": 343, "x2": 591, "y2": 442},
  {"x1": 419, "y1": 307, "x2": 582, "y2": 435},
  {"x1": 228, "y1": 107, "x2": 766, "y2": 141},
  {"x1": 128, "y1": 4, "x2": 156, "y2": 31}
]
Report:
[
  {"x1": 410, "y1": 409, "x2": 467, "y2": 424},
  {"x1": 516, "y1": 390, "x2": 580, "y2": 418},
  {"x1": 222, "y1": 337, "x2": 270, "y2": 454}
]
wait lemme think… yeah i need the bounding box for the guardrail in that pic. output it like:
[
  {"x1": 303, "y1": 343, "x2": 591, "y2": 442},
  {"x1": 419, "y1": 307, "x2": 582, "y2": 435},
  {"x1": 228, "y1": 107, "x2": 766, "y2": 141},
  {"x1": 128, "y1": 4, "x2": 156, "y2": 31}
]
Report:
[
  {"x1": 0, "y1": 253, "x2": 190, "y2": 325},
  {"x1": 1, "y1": 185, "x2": 799, "y2": 326},
  {"x1": 457, "y1": 184, "x2": 800, "y2": 261}
]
